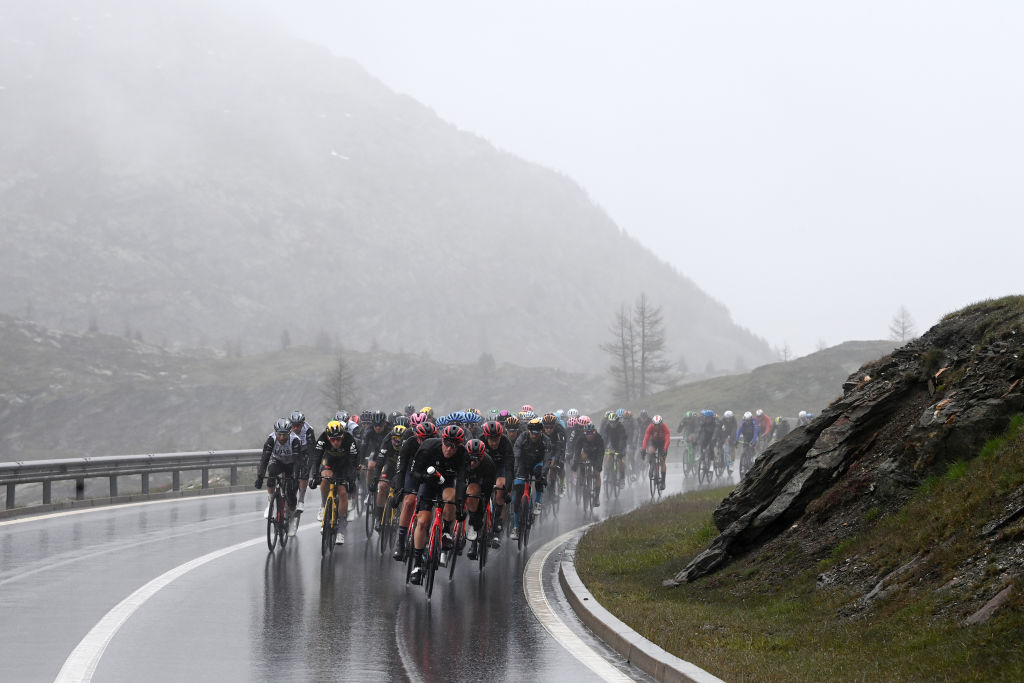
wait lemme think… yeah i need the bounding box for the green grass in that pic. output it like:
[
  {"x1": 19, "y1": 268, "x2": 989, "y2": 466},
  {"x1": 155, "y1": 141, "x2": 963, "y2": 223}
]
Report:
[{"x1": 577, "y1": 416, "x2": 1024, "y2": 681}]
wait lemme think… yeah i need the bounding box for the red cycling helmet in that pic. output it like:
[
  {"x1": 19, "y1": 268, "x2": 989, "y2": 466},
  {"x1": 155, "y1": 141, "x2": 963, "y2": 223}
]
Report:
[
  {"x1": 466, "y1": 439, "x2": 486, "y2": 460},
  {"x1": 415, "y1": 422, "x2": 438, "y2": 440},
  {"x1": 441, "y1": 425, "x2": 465, "y2": 444}
]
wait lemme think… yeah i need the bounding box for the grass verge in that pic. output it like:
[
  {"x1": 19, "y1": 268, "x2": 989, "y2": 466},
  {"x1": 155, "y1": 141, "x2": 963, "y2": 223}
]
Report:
[{"x1": 576, "y1": 418, "x2": 1024, "y2": 681}]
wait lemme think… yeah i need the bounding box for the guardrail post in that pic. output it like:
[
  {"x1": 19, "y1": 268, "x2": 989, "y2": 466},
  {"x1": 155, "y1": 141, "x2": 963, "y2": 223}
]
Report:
[
  {"x1": 110, "y1": 475, "x2": 118, "y2": 498},
  {"x1": 142, "y1": 473, "x2": 149, "y2": 494},
  {"x1": 172, "y1": 471, "x2": 180, "y2": 491},
  {"x1": 42, "y1": 481, "x2": 51, "y2": 505},
  {"x1": 230, "y1": 466, "x2": 238, "y2": 486},
  {"x1": 201, "y1": 468, "x2": 209, "y2": 489},
  {"x1": 76, "y1": 478, "x2": 85, "y2": 500},
  {"x1": 6, "y1": 483, "x2": 14, "y2": 510}
]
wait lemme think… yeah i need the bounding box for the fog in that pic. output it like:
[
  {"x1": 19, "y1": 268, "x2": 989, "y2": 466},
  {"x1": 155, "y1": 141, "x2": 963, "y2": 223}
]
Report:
[{"x1": 263, "y1": 1, "x2": 1024, "y2": 356}]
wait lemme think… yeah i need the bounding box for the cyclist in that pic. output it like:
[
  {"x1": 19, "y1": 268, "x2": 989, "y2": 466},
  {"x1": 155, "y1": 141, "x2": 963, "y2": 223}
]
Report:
[
  {"x1": 408, "y1": 425, "x2": 468, "y2": 585},
  {"x1": 773, "y1": 415, "x2": 792, "y2": 442},
  {"x1": 735, "y1": 411, "x2": 759, "y2": 474},
  {"x1": 510, "y1": 418, "x2": 552, "y2": 539},
  {"x1": 635, "y1": 409, "x2": 652, "y2": 458},
  {"x1": 541, "y1": 413, "x2": 567, "y2": 493},
  {"x1": 361, "y1": 410, "x2": 391, "y2": 517},
  {"x1": 371, "y1": 425, "x2": 407, "y2": 531},
  {"x1": 481, "y1": 420, "x2": 513, "y2": 537},
  {"x1": 504, "y1": 415, "x2": 522, "y2": 446},
  {"x1": 754, "y1": 409, "x2": 773, "y2": 452},
  {"x1": 463, "y1": 439, "x2": 496, "y2": 561},
  {"x1": 602, "y1": 412, "x2": 628, "y2": 489},
  {"x1": 256, "y1": 419, "x2": 302, "y2": 524},
  {"x1": 642, "y1": 414, "x2": 670, "y2": 490},
  {"x1": 697, "y1": 409, "x2": 717, "y2": 463},
  {"x1": 288, "y1": 411, "x2": 315, "y2": 515},
  {"x1": 309, "y1": 420, "x2": 360, "y2": 545},
  {"x1": 797, "y1": 410, "x2": 813, "y2": 427},
  {"x1": 719, "y1": 410, "x2": 738, "y2": 470},
  {"x1": 571, "y1": 420, "x2": 605, "y2": 507},
  {"x1": 392, "y1": 420, "x2": 438, "y2": 561}
]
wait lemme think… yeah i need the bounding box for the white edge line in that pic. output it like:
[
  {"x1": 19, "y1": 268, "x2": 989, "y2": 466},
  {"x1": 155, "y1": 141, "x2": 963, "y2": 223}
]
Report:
[
  {"x1": 524, "y1": 528, "x2": 634, "y2": 683},
  {"x1": 54, "y1": 534, "x2": 266, "y2": 683},
  {"x1": 1, "y1": 490, "x2": 262, "y2": 527}
]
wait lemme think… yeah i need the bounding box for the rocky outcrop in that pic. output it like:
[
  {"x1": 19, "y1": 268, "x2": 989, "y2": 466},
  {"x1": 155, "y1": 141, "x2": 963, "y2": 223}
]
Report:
[{"x1": 669, "y1": 297, "x2": 1024, "y2": 585}]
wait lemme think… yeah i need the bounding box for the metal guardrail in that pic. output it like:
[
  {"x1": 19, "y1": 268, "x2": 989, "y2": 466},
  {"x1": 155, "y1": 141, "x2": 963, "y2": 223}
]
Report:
[{"x1": 0, "y1": 449, "x2": 261, "y2": 514}]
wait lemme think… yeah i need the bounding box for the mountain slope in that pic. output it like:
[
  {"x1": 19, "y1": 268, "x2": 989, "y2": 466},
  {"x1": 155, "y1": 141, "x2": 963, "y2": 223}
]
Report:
[{"x1": 0, "y1": 0, "x2": 773, "y2": 372}]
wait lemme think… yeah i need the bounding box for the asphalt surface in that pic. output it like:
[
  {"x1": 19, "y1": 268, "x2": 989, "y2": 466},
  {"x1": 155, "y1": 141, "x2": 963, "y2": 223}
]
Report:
[{"x1": 1, "y1": 462, "x2": 721, "y2": 682}]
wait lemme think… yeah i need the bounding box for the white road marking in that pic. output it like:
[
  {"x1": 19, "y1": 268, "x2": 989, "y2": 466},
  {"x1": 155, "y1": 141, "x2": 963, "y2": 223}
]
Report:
[
  {"x1": 54, "y1": 534, "x2": 267, "y2": 683},
  {"x1": 524, "y1": 528, "x2": 635, "y2": 682}
]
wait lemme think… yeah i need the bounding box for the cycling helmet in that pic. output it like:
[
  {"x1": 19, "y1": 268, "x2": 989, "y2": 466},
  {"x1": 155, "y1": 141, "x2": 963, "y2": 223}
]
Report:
[
  {"x1": 466, "y1": 439, "x2": 486, "y2": 460},
  {"x1": 274, "y1": 418, "x2": 291, "y2": 434},
  {"x1": 701, "y1": 409, "x2": 714, "y2": 418},
  {"x1": 372, "y1": 410, "x2": 388, "y2": 425},
  {"x1": 409, "y1": 412, "x2": 427, "y2": 426},
  {"x1": 566, "y1": 408, "x2": 580, "y2": 419},
  {"x1": 625, "y1": 409, "x2": 632, "y2": 417},
  {"x1": 390, "y1": 424, "x2": 408, "y2": 440},
  {"x1": 567, "y1": 417, "x2": 579, "y2": 428},
  {"x1": 723, "y1": 410, "x2": 734, "y2": 418},
  {"x1": 578, "y1": 415, "x2": 592, "y2": 426},
  {"x1": 652, "y1": 415, "x2": 663, "y2": 425},
  {"x1": 415, "y1": 422, "x2": 438, "y2": 440},
  {"x1": 390, "y1": 410, "x2": 402, "y2": 420},
  {"x1": 466, "y1": 412, "x2": 482, "y2": 424},
  {"x1": 335, "y1": 410, "x2": 349, "y2": 423},
  {"x1": 498, "y1": 409, "x2": 511, "y2": 419},
  {"x1": 349, "y1": 415, "x2": 360, "y2": 424},
  {"x1": 441, "y1": 425, "x2": 466, "y2": 444},
  {"x1": 393, "y1": 415, "x2": 410, "y2": 428},
  {"x1": 523, "y1": 410, "x2": 537, "y2": 420},
  {"x1": 685, "y1": 411, "x2": 694, "y2": 418},
  {"x1": 616, "y1": 408, "x2": 626, "y2": 417},
  {"x1": 360, "y1": 409, "x2": 372, "y2": 421},
  {"x1": 420, "y1": 406, "x2": 434, "y2": 418},
  {"x1": 755, "y1": 409, "x2": 764, "y2": 417},
  {"x1": 289, "y1": 410, "x2": 305, "y2": 426},
  {"x1": 527, "y1": 418, "x2": 543, "y2": 433},
  {"x1": 582, "y1": 422, "x2": 596, "y2": 432},
  {"x1": 482, "y1": 421, "x2": 504, "y2": 439},
  {"x1": 404, "y1": 403, "x2": 416, "y2": 415},
  {"x1": 554, "y1": 409, "x2": 565, "y2": 419},
  {"x1": 640, "y1": 409, "x2": 649, "y2": 418},
  {"x1": 542, "y1": 413, "x2": 558, "y2": 427},
  {"x1": 607, "y1": 411, "x2": 619, "y2": 423},
  {"x1": 743, "y1": 411, "x2": 753, "y2": 420},
  {"x1": 798, "y1": 410, "x2": 807, "y2": 419},
  {"x1": 435, "y1": 415, "x2": 451, "y2": 427},
  {"x1": 505, "y1": 415, "x2": 520, "y2": 430},
  {"x1": 325, "y1": 420, "x2": 345, "y2": 438},
  {"x1": 521, "y1": 404, "x2": 534, "y2": 413}
]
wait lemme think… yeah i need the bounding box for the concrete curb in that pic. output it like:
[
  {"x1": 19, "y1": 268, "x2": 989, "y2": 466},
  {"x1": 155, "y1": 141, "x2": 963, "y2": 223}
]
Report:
[{"x1": 559, "y1": 532, "x2": 724, "y2": 683}]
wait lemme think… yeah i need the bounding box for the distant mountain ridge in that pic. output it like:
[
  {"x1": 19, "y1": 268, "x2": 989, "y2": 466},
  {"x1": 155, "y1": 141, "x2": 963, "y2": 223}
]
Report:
[{"x1": 0, "y1": 0, "x2": 774, "y2": 372}]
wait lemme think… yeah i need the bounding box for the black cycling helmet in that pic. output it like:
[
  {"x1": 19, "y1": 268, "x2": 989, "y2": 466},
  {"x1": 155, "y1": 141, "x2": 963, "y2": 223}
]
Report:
[
  {"x1": 393, "y1": 415, "x2": 410, "y2": 428},
  {"x1": 415, "y1": 422, "x2": 438, "y2": 440},
  {"x1": 466, "y1": 439, "x2": 486, "y2": 460},
  {"x1": 527, "y1": 418, "x2": 543, "y2": 433},
  {"x1": 441, "y1": 425, "x2": 466, "y2": 444},
  {"x1": 482, "y1": 421, "x2": 503, "y2": 439}
]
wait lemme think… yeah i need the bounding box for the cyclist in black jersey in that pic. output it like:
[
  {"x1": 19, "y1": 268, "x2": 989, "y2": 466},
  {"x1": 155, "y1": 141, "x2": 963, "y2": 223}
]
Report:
[
  {"x1": 392, "y1": 421, "x2": 438, "y2": 562},
  {"x1": 463, "y1": 439, "x2": 496, "y2": 560},
  {"x1": 481, "y1": 420, "x2": 513, "y2": 536},
  {"x1": 309, "y1": 420, "x2": 360, "y2": 545},
  {"x1": 571, "y1": 421, "x2": 605, "y2": 507},
  {"x1": 256, "y1": 419, "x2": 302, "y2": 521}
]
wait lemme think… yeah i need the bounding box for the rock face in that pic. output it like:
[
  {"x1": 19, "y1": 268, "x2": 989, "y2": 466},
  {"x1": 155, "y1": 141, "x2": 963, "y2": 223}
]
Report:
[{"x1": 671, "y1": 297, "x2": 1024, "y2": 585}]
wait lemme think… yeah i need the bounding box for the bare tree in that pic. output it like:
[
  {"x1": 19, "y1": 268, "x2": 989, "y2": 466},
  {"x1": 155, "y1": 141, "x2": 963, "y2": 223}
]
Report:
[
  {"x1": 889, "y1": 305, "x2": 917, "y2": 342},
  {"x1": 601, "y1": 304, "x2": 636, "y2": 402},
  {"x1": 320, "y1": 350, "x2": 359, "y2": 413},
  {"x1": 633, "y1": 293, "x2": 673, "y2": 398}
]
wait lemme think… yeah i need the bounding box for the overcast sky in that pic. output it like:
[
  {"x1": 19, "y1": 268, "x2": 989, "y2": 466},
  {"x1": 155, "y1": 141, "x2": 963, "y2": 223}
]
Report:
[{"x1": 266, "y1": 1, "x2": 1022, "y2": 357}]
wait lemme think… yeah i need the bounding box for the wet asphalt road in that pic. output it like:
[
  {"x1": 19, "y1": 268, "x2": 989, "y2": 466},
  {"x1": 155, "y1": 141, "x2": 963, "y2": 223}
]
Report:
[{"x1": 0, "y1": 463, "x2": 723, "y2": 682}]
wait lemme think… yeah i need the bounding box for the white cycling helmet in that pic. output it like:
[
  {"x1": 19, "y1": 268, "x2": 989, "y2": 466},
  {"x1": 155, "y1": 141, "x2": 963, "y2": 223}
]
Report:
[
  {"x1": 798, "y1": 410, "x2": 807, "y2": 418},
  {"x1": 567, "y1": 408, "x2": 580, "y2": 419},
  {"x1": 723, "y1": 410, "x2": 734, "y2": 418},
  {"x1": 755, "y1": 409, "x2": 764, "y2": 417},
  {"x1": 743, "y1": 411, "x2": 753, "y2": 420},
  {"x1": 652, "y1": 415, "x2": 663, "y2": 425}
]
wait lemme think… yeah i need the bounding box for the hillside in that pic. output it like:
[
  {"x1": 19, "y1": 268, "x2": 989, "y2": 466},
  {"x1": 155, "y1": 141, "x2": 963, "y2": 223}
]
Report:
[
  {"x1": 577, "y1": 296, "x2": 1024, "y2": 679},
  {"x1": 633, "y1": 339, "x2": 898, "y2": 429},
  {"x1": 0, "y1": 0, "x2": 773, "y2": 374},
  {"x1": 0, "y1": 314, "x2": 606, "y2": 460}
]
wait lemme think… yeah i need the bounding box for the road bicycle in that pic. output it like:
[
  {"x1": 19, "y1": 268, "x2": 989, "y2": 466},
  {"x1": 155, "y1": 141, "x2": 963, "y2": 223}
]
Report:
[
  {"x1": 464, "y1": 492, "x2": 493, "y2": 572},
  {"x1": 320, "y1": 475, "x2": 344, "y2": 558},
  {"x1": 604, "y1": 450, "x2": 624, "y2": 500},
  {"x1": 365, "y1": 470, "x2": 380, "y2": 541},
  {"x1": 577, "y1": 459, "x2": 596, "y2": 519},
  {"x1": 377, "y1": 476, "x2": 400, "y2": 555},
  {"x1": 516, "y1": 465, "x2": 543, "y2": 552},
  {"x1": 681, "y1": 435, "x2": 697, "y2": 479},
  {"x1": 545, "y1": 462, "x2": 563, "y2": 520},
  {"x1": 647, "y1": 448, "x2": 665, "y2": 500},
  {"x1": 697, "y1": 441, "x2": 715, "y2": 486},
  {"x1": 739, "y1": 440, "x2": 757, "y2": 479},
  {"x1": 408, "y1": 466, "x2": 449, "y2": 600},
  {"x1": 266, "y1": 470, "x2": 295, "y2": 552}
]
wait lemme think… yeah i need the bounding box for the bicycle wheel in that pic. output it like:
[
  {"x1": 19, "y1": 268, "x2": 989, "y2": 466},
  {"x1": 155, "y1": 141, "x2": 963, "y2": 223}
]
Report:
[
  {"x1": 404, "y1": 517, "x2": 417, "y2": 584},
  {"x1": 266, "y1": 494, "x2": 278, "y2": 552},
  {"x1": 424, "y1": 523, "x2": 440, "y2": 599},
  {"x1": 321, "y1": 497, "x2": 335, "y2": 557},
  {"x1": 448, "y1": 520, "x2": 461, "y2": 582},
  {"x1": 649, "y1": 463, "x2": 656, "y2": 499},
  {"x1": 478, "y1": 508, "x2": 490, "y2": 572},
  {"x1": 521, "y1": 493, "x2": 533, "y2": 551}
]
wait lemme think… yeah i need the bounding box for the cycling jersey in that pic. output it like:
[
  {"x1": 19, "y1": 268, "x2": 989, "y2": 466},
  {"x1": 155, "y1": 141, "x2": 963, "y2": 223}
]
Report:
[
  {"x1": 642, "y1": 422, "x2": 671, "y2": 452},
  {"x1": 512, "y1": 431, "x2": 552, "y2": 479}
]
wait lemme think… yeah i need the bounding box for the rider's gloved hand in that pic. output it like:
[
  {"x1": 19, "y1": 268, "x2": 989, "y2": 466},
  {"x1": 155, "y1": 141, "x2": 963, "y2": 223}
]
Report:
[
  {"x1": 254, "y1": 476, "x2": 264, "y2": 489},
  {"x1": 308, "y1": 477, "x2": 319, "y2": 489}
]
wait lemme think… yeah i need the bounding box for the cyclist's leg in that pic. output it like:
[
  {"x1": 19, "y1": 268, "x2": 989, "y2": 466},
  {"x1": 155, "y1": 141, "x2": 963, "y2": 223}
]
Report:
[
  {"x1": 492, "y1": 475, "x2": 507, "y2": 532},
  {"x1": 511, "y1": 478, "x2": 525, "y2": 535}
]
